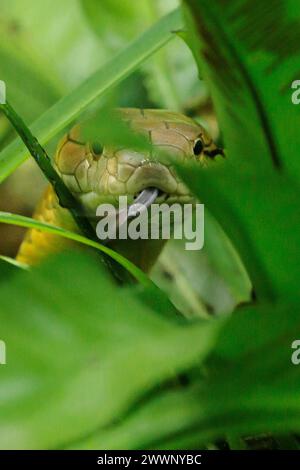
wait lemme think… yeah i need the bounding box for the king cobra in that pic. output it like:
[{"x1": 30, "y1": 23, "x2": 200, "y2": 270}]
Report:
[{"x1": 17, "y1": 109, "x2": 222, "y2": 272}]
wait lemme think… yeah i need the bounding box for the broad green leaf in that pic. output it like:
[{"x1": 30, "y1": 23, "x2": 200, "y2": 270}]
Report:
[
  {"x1": 0, "y1": 210, "x2": 185, "y2": 320},
  {"x1": 81, "y1": 106, "x2": 152, "y2": 152},
  {"x1": 0, "y1": 211, "x2": 150, "y2": 286},
  {"x1": 0, "y1": 8, "x2": 182, "y2": 182},
  {"x1": 70, "y1": 383, "x2": 207, "y2": 450},
  {"x1": 73, "y1": 300, "x2": 300, "y2": 449},
  {"x1": 0, "y1": 252, "x2": 221, "y2": 449},
  {"x1": 190, "y1": 301, "x2": 300, "y2": 443},
  {"x1": 183, "y1": 0, "x2": 300, "y2": 176},
  {"x1": 80, "y1": 0, "x2": 152, "y2": 44}
]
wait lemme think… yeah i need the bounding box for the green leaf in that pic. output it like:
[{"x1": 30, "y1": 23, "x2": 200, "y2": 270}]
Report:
[
  {"x1": 1, "y1": 0, "x2": 108, "y2": 90},
  {"x1": 80, "y1": 106, "x2": 151, "y2": 152},
  {"x1": 181, "y1": 0, "x2": 300, "y2": 301},
  {"x1": 192, "y1": 300, "x2": 300, "y2": 443},
  {"x1": 0, "y1": 16, "x2": 62, "y2": 123},
  {"x1": 183, "y1": 0, "x2": 300, "y2": 176},
  {"x1": 0, "y1": 252, "x2": 221, "y2": 449},
  {"x1": 80, "y1": 0, "x2": 151, "y2": 43},
  {"x1": 81, "y1": 0, "x2": 196, "y2": 111},
  {"x1": 73, "y1": 300, "x2": 300, "y2": 448},
  {"x1": 0, "y1": 8, "x2": 182, "y2": 182}
]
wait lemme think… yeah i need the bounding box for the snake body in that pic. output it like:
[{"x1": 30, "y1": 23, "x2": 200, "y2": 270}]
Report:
[{"x1": 17, "y1": 109, "x2": 221, "y2": 271}]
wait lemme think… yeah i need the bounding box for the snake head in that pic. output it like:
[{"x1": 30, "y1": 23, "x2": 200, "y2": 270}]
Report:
[{"x1": 55, "y1": 108, "x2": 223, "y2": 214}]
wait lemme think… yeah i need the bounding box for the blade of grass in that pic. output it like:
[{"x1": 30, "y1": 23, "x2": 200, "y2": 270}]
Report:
[
  {"x1": 0, "y1": 8, "x2": 182, "y2": 182},
  {"x1": 0, "y1": 211, "x2": 151, "y2": 287}
]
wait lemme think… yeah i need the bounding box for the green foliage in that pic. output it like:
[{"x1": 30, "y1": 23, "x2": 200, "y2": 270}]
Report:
[{"x1": 177, "y1": 0, "x2": 300, "y2": 446}]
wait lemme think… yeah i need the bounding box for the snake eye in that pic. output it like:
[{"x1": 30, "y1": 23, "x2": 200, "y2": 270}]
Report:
[
  {"x1": 193, "y1": 138, "x2": 204, "y2": 156},
  {"x1": 91, "y1": 141, "x2": 103, "y2": 158}
]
